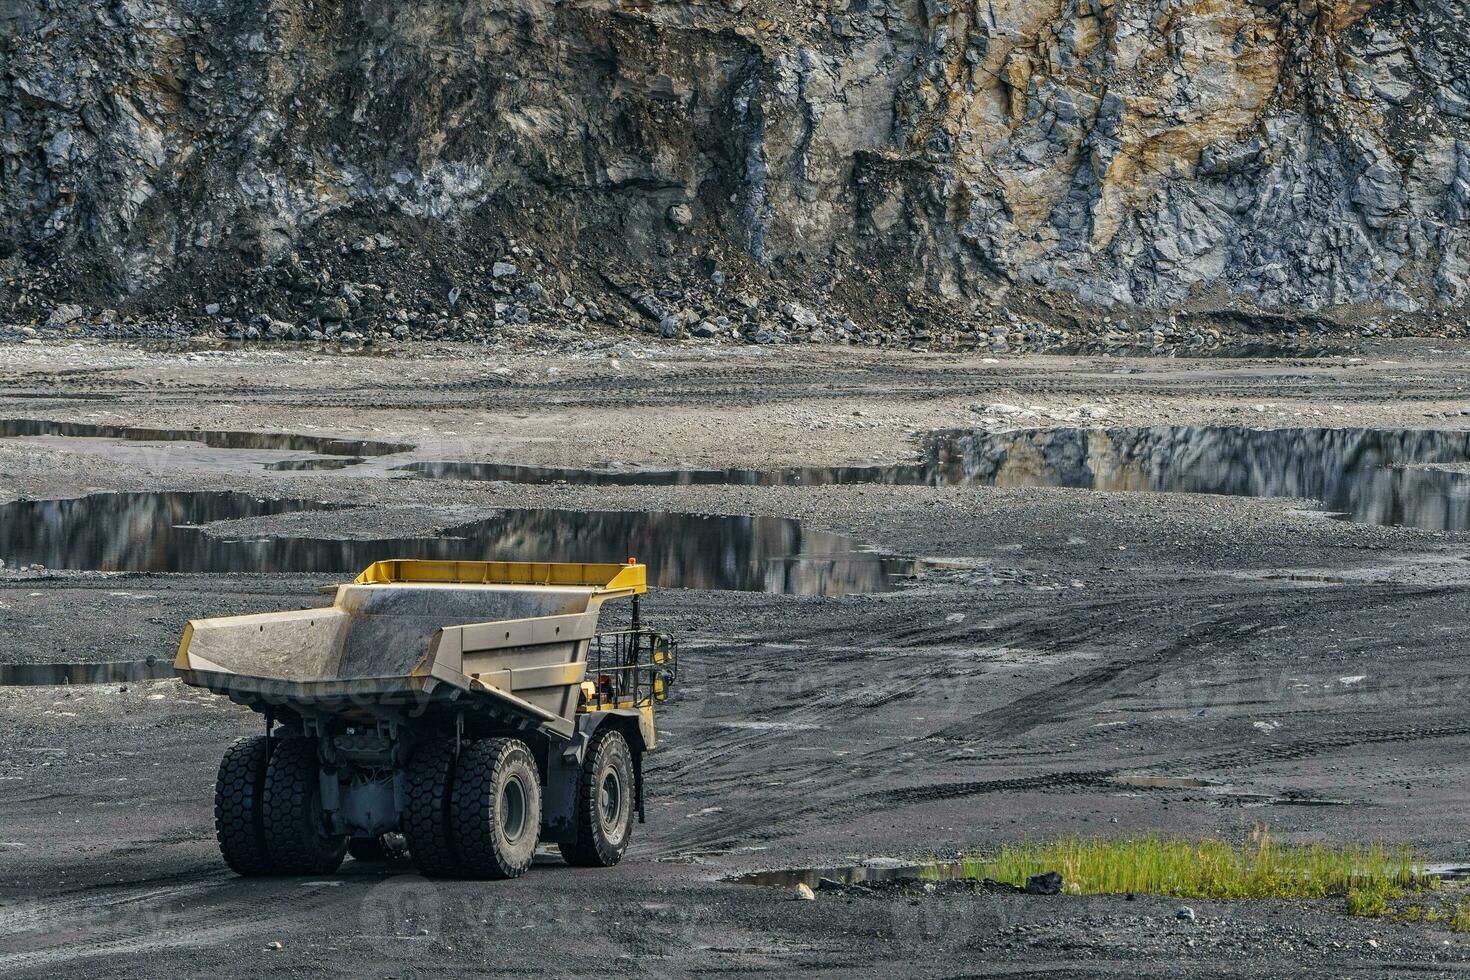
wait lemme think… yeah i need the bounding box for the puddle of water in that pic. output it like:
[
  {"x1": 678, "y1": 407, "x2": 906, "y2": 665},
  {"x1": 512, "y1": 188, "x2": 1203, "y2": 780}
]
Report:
[
  {"x1": 733, "y1": 860, "x2": 935, "y2": 888},
  {"x1": 0, "y1": 419, "x2": 410, "y2": 471},
  {"x1": 0, "y1": 492, "x2": 915, "y2": 596},
  {"x1": 404, "y1": 426, "x2": 1470, "y2": 531},
  {"x1": 1426, "y1": 864, "x2": 1470, "y2": 881},
  {"x1": 264, "y1": 457, "x2": 368, "y2": 471},
  {"x1": 0, "y1": 658, "x2": 173, "y2": 686},
  {"x1": 925, "y1": 426, "x2": 1470, "y2": 531}
]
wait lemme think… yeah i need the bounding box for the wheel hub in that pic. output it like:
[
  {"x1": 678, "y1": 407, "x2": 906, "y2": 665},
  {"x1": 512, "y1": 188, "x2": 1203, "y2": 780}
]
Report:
[{"x1": 500, "y1": 776, "x2": 528, "y2": 842}]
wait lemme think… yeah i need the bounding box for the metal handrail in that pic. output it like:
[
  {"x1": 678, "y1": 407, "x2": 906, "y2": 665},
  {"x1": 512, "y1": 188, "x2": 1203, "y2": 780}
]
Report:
[{"x1": 587, "y1": 628, "x2": 677, "y2": 710}]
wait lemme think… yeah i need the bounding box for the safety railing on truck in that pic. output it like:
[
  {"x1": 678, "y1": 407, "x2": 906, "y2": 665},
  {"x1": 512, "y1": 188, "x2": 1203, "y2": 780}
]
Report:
[{"x1": 584, "y1": 628, "x2": 677, "y2": 711}]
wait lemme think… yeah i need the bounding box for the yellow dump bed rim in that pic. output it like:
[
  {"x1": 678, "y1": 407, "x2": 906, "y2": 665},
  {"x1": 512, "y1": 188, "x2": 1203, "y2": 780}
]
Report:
[{"x1": 353, "y1": 559, "x2": 647, "y2": 594}]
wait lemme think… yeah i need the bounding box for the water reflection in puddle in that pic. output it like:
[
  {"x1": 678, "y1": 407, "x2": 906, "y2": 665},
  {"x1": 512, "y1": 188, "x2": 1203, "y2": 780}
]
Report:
[
  {"x1": 264, "y1": 457, "x2": 368, "y2": 471},
  {"x1": 405, "y1": 426, "x2": 1470, "y2": 530},
  {"x1": 0, "y1": 492, "x2": 915, "y2": 596},
  {"x1": 930, "y1": 426, "x2": 1470, "y2": 531},
  {"x1": 0, "y1": 658, "x2": 174, "y2": 686}
]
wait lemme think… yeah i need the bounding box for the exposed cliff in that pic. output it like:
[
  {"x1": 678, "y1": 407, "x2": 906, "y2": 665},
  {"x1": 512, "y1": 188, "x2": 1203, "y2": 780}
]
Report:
[{"x1": 2, "y1": 0, "x2": 1468, "y2": 346}]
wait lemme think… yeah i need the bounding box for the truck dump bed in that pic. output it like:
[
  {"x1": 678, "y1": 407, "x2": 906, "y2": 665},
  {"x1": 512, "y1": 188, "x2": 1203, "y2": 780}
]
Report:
[{"x1": 176, "y1": 560, "x2": 649, "y2": 738}]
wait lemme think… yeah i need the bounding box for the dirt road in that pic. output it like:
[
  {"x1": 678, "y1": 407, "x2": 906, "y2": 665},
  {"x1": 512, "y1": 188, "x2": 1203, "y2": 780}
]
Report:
[{"x1": 2, "y1": 340, "x2": 1470, "y2": 977}]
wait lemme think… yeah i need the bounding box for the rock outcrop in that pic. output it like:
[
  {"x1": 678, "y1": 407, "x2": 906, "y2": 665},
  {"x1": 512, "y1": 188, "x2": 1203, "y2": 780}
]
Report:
[{"x1": 2, "y1": 0, "x2": 1467, "y2": 339}]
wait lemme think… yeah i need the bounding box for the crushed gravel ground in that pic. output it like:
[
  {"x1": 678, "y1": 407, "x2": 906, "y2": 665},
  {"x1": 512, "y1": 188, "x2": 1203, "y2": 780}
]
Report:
[{"x1": 3, "y1": 340, "x2": 1470, "y2": 977}]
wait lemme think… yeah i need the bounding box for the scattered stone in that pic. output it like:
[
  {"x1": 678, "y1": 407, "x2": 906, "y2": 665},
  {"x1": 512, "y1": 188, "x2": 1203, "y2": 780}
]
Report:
[
  {"x1": 1024, "y1": 871, "x2": 1063, "y2": 896},
  {"x1": 491, "y1": 262, "x2": 518, "y2": 279},
  {"x1": 785, "y1": 303, "x2": 819, "y2": 328},
  {"x1": 795, "y1": 882, "x2": 816, "y2": 901},
  {"x1": 1176, "y1": 906, "x2": 1196, "y2": 922},
  {"x1": 666, "y1": 203, "x2": 693, "y2": 227},
  {"x1": 974, "y1": 403, "x2": 1027, "y2": 416},
  {"x1": 46, "y1": 304, "x2": 84, "y2": 327},
  {"x1": 265, "y1": 941, "x2": 283, "y2": 951}
]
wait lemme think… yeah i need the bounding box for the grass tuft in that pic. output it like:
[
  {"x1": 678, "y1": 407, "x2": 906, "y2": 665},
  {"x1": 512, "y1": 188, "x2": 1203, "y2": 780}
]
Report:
[
  {"x1": 935, "y1": 826, "x2": 1428, "y2": 904},
  {"x1": 1344, "y1": 886, "x2": 1395, "y2": 919},
  {"x1": 1451, "y1": 899, "x2": 1470, "y2": 933}
]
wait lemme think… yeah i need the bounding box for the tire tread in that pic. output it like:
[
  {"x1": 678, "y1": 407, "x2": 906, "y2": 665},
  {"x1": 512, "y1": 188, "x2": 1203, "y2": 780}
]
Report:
[
  {"x1": 262, "y1": 737, "x2": 346, "y2": 874},
  {"x1": 214, "y1": 735, "x2": 275, "y2": 876},
  {"x1": 402, "y1": 738, "x2": 460, "y2": 878},
  {"x1": 450, "y1": 738, "x2": 540, "y2": 880},
  {"x1": 558, "y1": 729, "x2": 634, "y2": 868}
]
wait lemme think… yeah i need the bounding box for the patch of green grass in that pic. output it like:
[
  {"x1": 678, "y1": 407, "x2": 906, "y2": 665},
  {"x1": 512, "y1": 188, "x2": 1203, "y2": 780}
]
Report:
[
  {"x1": 1344, "y1": 885, "x2": 1396, "y2": 919},
  {"x1": 934, "y1": 826, "x2": 1429, "y2": 903},
  {"x1": 1451, "y1": 899, "x2": 1470, "y2": 933}
]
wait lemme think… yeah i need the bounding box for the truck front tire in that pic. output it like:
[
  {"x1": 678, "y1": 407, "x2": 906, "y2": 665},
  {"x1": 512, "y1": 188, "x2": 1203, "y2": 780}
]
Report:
[
  {"x1": 262, "y1": 737, "x2": 347, "y2": 874},
  {"x1": 451, "y1": 738, "x2": 542, "y2": 879},
  {"x1": 559, "y1": 729, "x2": 635, "y2": 868}
]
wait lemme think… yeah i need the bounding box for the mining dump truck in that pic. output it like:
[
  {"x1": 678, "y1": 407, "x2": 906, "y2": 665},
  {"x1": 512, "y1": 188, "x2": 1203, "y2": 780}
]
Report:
[{"x1": 175, "y1": 559, "x2": 676, "y2": 878}]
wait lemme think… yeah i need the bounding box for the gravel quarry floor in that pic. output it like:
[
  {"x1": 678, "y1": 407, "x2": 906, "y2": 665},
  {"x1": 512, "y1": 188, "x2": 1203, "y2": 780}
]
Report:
[{"x1": 3, "y1": 340, "x2": 1470, "y2": 977}]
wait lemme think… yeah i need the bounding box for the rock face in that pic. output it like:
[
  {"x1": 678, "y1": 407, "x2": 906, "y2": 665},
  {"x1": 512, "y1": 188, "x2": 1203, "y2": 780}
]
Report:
[{"x1": 2, "y1": 0, "x2": 1468, "y2": 332}]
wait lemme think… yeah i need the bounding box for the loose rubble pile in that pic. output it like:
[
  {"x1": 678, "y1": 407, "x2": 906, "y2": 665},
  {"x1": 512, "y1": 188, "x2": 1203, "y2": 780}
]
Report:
[
  {"x1": 3, "y1": 235, "x2": 1455, "y2": 354},
  {"x1": 3, "y1": 0, "x2": 1468, "y2": 348}
]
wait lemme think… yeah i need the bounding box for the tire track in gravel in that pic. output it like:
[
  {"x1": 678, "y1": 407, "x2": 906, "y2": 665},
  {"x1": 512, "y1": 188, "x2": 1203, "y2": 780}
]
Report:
[
  {"x1": 654, "y1": 580, "x2": 1465, "y2": 853},
  {"x1": 0, "y1": 875, "x2": 343, "y2": 973},
  {"x1": 5, "y1": 357, "x2": 1451, "y2": 414},
  {"x1": 916, "y1": 583, "x2": 1455, "y2": 747}
]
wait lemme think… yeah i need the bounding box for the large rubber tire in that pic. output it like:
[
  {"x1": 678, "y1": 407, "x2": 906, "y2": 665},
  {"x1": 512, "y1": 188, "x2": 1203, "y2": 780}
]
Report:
[
  {"x1": 402, "y1": 739, "x2": 460, "y2": 878},
  {"x1": 262, "y1": 737, "x2": 347, "y2": 874},
  {"x1": 450, "y1": 738, "x2": 542, "y2": 879},
  {"x1": 215, "y1": 735, "x2": 275, "y2": 876},
  {"x1": 348, "y1": 834, "x2": 407, "y2": 863},
  {"x1": 558, "y1": 729, "x2": 635, "y2": 868}
]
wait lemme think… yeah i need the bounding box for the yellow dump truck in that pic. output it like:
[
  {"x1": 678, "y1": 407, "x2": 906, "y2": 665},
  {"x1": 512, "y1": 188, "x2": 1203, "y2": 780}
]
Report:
[{"x1": 176, "y1": 559, "x2": 676, "y2": 878}]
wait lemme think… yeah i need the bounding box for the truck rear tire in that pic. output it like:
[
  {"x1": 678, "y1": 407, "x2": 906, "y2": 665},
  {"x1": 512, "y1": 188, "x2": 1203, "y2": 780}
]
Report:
[
  {"x1": 215, "y1": 735, "x2": 275, "y2": 876},
  {"x1": 402, "y1": 738, "x2": 460, "y2": 877},
  {"x1": 558, "y1": 729, "x2": 635, "y2": 868},
  {"x1": 450, "y1": 738, "x2": 541, "y2": 879},
  {"x1": 262, "y1": 737, "x2": 347, "y2": 874}
]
